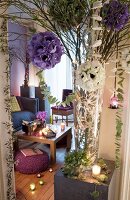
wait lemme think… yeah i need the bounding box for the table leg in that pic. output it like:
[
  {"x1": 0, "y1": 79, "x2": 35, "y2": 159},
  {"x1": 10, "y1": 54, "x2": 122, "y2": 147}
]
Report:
[
  {"x1": 52, "y1": 114, "x2": 54, "y2": 124},
  {"x1": 66, "y1": 116, "x2": 68, "y2": 126},
  {"x1": 66, "y1": 128, "x2": 72, "y2": 151},
  {"x1": 50, "y1": 142, "x2": 56, "y2": 164}
]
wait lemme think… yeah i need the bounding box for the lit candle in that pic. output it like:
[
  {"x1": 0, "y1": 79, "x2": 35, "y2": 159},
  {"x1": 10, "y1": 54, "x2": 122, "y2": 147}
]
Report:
[
  {"x1": 49, "y1": 168, "x2": 53, "y2": 172},
  {"x1": 37, "y1": 173, "x2": 41, "y2": 178},
  {"x1": 110, "y1": 93, "x2": 118, "y2": 109},
  {"x1": 92, "y1": 165, "x2": 101, "y2": 176},
  {"x1": 39, "y1": 180, "x2": 44, "y2": 185},
  {"x1": 30, "y1": 183, "x2": 36, "y2": 191},
  {"x1": 39, "y1": 130, "x2": 42, "y2": 136},
  {"x1": 61, "y1": 123, "x2": 65, "y2": 131}
]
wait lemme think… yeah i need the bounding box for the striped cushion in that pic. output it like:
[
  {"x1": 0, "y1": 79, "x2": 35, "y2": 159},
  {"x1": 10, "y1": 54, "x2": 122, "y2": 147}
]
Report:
[{"x1": 11, "y1": 96, "x2": 21, "y2": 112}]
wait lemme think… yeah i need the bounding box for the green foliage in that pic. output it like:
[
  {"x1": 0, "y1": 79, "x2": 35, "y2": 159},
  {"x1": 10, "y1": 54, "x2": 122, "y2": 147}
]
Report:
[
  {"x1": 63, "y1": 150, "x2": 91, "y2": 177},
  {"x1": 90, "y1": 189, "x2": 100, "y2": 199},
  {"x1": 47, "y1": 0, "x2": 89, "y2": 31},
  {"x1": 36, "y1": 70, "x2": 76, "y2": 106},
  {"x1": 115, "y1": 62, "x2": 125, "y2": 168}
]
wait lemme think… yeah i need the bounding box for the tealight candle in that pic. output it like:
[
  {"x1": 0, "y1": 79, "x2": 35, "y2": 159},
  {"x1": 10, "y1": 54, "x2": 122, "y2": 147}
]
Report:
[
  {"x1": 92, "y1": 165, "x2": 101, "y2": 176},
  {"x1": 61, "y1": 122, "x2": 65, "y2": 131},
  {"x1": 39, "y1": 180, "x2": 44, "y2": 185},
  {"x1": 39, "y1": 130, "x2": 42, "y2": 136},
  {"x1": 49, "y1": 168, "x2": 53, "y2": 172},
  {"x1": 37, "y1": 173, "x2": 41, "y2": 178},
  {"x1": 30, "y1": 183, "x2": 36, "y2": 191}
]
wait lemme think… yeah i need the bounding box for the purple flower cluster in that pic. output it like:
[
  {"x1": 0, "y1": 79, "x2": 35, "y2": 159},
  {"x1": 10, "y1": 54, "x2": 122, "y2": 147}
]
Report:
[
  {"x1": 102, "y1": 0, "x2": 129, "y2": 31},
  {"x1": 36, "y1": 111, "x2": 47, "y2": 122},
  {"x1": 28, "y1": 32, "x2": 64, "y2": 69}
]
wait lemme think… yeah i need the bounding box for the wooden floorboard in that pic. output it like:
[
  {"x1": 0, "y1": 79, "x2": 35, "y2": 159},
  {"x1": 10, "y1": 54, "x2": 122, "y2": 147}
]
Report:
[{"x1": 15, "y1": 123, "x2": 74, "y2": 200}]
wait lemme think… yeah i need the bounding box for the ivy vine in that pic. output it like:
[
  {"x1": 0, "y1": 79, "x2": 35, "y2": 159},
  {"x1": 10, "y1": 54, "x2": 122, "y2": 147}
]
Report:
[
  {"x1": 115, "y1": 58, "x2": 125, "y2": 168},
  {"x1": 36, "y1": 70, "x2": 76, "y2": 106},
  {"x1": 0, "y1": 19, "x2": 16, "y2": 200},
  {"x1": 90, "y1": 185, "x2": 100, "y2": 199}
]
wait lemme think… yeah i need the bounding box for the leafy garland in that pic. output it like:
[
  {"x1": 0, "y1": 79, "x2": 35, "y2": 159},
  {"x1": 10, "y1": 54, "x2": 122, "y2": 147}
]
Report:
[
  {"x1": 36, "y1": 70, "x2": 76, "y2": 106},
  {"x1": 115, "y1": 58, "x2": 125, "y2": 168},
  {"x1": 0, "y1": 19, "x2": 16, "y2": 199},
  {"x1": 2, "y1": 0, "x2": 127, "y2": 168},
  {"x1": 0, "y1": 6, "x2": 128, "y2": 198}
]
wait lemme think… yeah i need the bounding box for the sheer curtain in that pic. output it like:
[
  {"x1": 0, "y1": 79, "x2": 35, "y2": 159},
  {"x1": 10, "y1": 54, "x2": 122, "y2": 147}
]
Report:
[{"x1": 44, "y1": 54, "x2": 72, "y2": 102}]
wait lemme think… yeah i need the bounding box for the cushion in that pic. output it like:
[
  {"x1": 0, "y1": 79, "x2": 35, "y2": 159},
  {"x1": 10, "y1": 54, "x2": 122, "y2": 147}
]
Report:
[
  {"x1": 15, "y1": 149, "x2": 49, "y2": 174},
  {"x1": 51, "y1": 105, "x2": 73, "y2": 110},
  {"x1": 16, "y1": 96, "x2": 38, "y2": 114},
  {"x1": 11, "y1": 111, "x2": 36, "y2": 131},
  {"x1": 11, "y1": 96, "x2": 21, "y2": 112}
]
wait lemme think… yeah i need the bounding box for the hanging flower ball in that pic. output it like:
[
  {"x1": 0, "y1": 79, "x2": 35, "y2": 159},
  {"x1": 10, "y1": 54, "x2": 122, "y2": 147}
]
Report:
[
  {"x1": 101, "y1": 0, "x2": 129, "y2": 31},
  {"x1": 28, "y1": 32, "x2": 64, "y2": 69},
  {"x1": 76, "y1": 60, "x2": 105, "y2": 92}
]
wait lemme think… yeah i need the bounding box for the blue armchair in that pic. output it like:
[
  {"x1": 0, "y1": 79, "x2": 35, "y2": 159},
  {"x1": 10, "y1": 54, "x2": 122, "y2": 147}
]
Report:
[{"x1": 12, "y1": 96, "x2": 39, "y2": 131}]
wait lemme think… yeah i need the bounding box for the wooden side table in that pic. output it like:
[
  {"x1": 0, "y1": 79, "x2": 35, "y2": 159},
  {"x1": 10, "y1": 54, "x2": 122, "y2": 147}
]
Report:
[{"x1": 16, "y1": 125, "x2": 72, "y2": 164}]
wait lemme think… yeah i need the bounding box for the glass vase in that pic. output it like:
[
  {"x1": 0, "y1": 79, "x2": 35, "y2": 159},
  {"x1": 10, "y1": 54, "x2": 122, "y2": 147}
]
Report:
[{"x1": 74, "y1": 88, "x2": 102, "y2": 164}]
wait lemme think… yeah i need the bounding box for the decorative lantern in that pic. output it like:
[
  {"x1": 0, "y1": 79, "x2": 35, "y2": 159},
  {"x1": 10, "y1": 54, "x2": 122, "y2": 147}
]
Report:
[{"x1": 110, "y1": 92, "x2": 118, "y2": 109}]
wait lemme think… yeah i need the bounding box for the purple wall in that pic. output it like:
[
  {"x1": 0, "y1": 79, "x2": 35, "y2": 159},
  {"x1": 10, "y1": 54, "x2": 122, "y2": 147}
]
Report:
[{"x1": 8, "y1": 22, "x2": 27, "y2": 96}]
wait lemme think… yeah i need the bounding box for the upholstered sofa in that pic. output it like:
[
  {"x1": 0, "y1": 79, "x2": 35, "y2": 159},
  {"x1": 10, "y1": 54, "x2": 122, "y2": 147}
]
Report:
[{"x1": 11, "y1": 96, "x2": 39, "y2": 131}]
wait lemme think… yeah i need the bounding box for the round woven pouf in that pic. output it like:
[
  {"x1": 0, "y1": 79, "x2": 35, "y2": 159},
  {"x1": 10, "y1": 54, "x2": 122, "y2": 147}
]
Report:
[{"x1": 15, "y1": 149, "x2": 49, "y2": 174}]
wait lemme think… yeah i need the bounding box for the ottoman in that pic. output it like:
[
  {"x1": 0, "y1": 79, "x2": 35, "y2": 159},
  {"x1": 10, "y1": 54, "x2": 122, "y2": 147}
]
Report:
[{"x1": 15, "y1": 149, "x2": 49, "y2": 174}]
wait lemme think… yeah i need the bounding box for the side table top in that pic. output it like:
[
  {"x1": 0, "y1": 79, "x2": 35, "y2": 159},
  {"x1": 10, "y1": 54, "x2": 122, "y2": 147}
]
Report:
[{"x1": 15, "y1": 124, "x2": 72, "y2": 144}]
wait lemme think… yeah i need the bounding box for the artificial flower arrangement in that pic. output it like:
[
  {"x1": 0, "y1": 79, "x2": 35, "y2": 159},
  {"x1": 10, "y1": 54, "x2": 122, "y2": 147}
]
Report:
[{"x1": 36, "y1": 111, "x2": 47, "y2": 122}]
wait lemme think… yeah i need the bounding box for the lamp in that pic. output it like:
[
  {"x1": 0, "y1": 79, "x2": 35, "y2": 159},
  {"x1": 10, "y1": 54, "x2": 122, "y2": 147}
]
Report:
[{"x1": 110, "y1": 92, "x2": 118, "y2": 109}]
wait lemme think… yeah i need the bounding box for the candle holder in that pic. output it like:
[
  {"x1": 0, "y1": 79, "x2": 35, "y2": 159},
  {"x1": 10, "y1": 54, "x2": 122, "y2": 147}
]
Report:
[
  {"x1": 30, "y1": 183, "x2": 36, "y2": 191},
  {"x1": 92, "y1": 164, "x2": 101, "y2": 176},
  {"x1": 37, "y1": 173, "x2": 41, "y2": 178},
  {"x1": 61, "y1": 122, "x2": 65, "y2": 131},
  {"x1": 39, "y1": 180, "x2": 44, "y2": 185},
  {"x1": 110, "y1": 92, "x2": 118, "y2": 109},
  {"x1": 49, "y1": 168, "x2": 53, "y2": 172}
]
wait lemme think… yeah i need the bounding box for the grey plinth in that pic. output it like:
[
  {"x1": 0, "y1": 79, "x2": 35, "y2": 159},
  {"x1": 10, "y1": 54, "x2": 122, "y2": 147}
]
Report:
[{"x1": 54, "y1": 160, "x2": 115, "y2": 200}]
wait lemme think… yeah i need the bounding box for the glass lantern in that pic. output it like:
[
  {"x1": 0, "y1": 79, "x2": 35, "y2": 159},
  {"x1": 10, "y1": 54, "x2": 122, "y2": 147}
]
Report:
[{"x1": 110, "y1": 93, "x2": 118, "y2": 109}]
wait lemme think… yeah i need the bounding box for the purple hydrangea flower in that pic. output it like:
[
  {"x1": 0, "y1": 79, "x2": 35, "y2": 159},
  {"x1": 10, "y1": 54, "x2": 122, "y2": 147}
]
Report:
[
  {"x1": 28, "y1": 32, "x2": 64, "y2": 69},
  {"x1": 102, "y1": 0, "x2": 129, "y2": 31},
  {"x1": 36, "y1": 111, "x2": 47, "y2": 122}
]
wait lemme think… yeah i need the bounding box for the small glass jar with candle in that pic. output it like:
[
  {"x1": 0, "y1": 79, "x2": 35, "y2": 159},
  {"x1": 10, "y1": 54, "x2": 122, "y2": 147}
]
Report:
[
  {"x1": 110, "y1": 93, "x2": 118, "y2": 109},
  {"x1": 61, "y1": 122, "x2": 65, "y2": 131},
  {"x1": 39, "y1": 130, "x2": 43, "y2": 136},
  {"x1": 37, "y1": 173, "x2": 41, "y2": 178},
  {"x1": 39, "y1": 180, "x2": 44, "y2": 185},
  {"x1": 92, "y1": 164, "x2": 101, "y2": 176},
  {"x1": 30, "y1": 183, "x2": 36, "y2": 191},
  {"x1": 49, "y1": 168, "x2": 53, "y2": 172}
]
